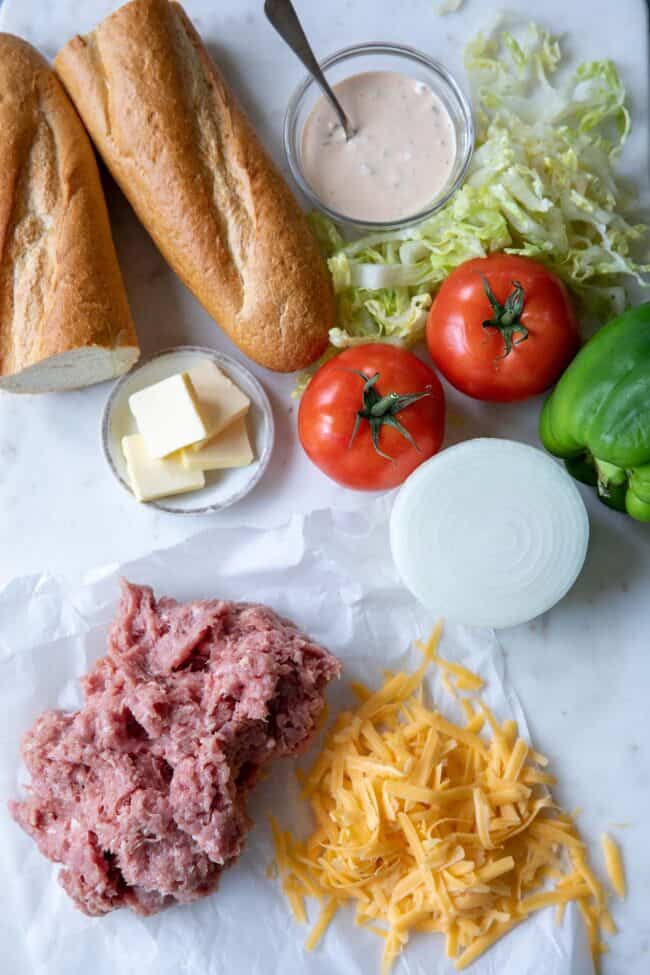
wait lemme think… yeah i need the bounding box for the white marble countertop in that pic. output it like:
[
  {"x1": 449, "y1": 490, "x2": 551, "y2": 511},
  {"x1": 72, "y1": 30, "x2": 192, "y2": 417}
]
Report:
[{"x1": 0, "y1": 0, "x2": 649, "y2": 972}]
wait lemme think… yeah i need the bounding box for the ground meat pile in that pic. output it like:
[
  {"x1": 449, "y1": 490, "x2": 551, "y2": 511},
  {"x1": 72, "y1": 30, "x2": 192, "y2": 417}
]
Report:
[{"x1": 10, "y1": 580, "x2": 340, "y2": 916}]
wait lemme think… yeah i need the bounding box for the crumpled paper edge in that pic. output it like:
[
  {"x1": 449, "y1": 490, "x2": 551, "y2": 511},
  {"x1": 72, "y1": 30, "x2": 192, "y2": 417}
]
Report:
[{"x1": 0, "y1": 500, "x2": 594, "y2": 975}]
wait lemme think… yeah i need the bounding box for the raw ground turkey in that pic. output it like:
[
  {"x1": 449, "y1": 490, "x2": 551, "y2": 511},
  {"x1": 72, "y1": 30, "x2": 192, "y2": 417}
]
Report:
[{"x1": 10, "y1": 580, "x2": 340, "y2": 915}]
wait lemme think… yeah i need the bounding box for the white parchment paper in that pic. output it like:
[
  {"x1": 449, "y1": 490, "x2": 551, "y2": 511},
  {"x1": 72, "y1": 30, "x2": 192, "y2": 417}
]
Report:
[{"x1": 0, "y1": 501, "x2": 593, "y2": 975}]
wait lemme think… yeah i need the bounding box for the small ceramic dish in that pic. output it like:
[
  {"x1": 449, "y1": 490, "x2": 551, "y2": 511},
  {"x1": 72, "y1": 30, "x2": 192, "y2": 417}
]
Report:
[
  {"x1": 101, "y1": 346, "x2": 274, "y2": 514},
  {"x1": 284, "y1": 42, "x2": 474, "y2": 231}
]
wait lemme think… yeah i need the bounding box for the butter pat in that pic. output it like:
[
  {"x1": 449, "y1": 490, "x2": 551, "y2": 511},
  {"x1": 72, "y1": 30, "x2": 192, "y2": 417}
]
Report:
[
  {"x1": 188, "y1": 360, "x2": 250, "y2": 446},
  {"x1": 129, "y1": 374, "x2": 208, "y2": 459},
  {"x1": 182, "y1": 417, "x2": 254, "y2": 472},
  {"x1": 122, "y1": 435, "x2": 205, "y2": 502}
]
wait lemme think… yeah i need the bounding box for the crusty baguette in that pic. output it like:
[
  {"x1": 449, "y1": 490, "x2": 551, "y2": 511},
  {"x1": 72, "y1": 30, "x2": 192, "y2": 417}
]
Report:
[
  {"x1": 55, "y1": 0, "x2": 334, "y2": 373},
  {"x1": 0, "y1": 34, "x2": 139, "y2": 394}
]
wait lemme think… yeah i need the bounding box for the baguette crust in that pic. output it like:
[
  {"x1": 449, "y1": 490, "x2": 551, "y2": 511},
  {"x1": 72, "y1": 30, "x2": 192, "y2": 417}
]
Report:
[
  {"x1": 0, "y1": 34, "x2": 139, "y2": 392},
  {"x1": 55, "y1": 0, "x2": 334, "y2": 372}
]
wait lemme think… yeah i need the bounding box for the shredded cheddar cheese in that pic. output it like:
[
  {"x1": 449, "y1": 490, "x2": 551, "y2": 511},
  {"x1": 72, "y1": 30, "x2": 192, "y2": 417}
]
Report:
[
  {"x1": 272, "y1": 627, "x2": 623, "y2": 971},
  {"x1": 601, "y1": 833, "x2": 626, "y2": 899}
]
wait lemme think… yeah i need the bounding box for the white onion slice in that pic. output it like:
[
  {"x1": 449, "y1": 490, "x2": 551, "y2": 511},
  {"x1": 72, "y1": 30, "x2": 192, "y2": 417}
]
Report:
[{"x1": 390, "y1": 439, "x2": 589, "y2": 629}]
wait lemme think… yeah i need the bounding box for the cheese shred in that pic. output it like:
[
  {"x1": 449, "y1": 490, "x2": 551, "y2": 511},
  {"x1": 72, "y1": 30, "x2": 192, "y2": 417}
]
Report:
[
  {"x1": 271, "y1": 629, "x2": 623, "y2": 971},
  {"x1": 601, "y1": 833, "x2": 626, "y2": 899}
]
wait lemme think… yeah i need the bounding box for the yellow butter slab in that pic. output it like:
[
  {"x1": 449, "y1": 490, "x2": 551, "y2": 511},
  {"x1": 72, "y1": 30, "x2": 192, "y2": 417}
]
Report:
[
  {"x1": 188, "y1": 360, "x2": 250, "y2": 444},
  {"x1": 181, "y1": 416, "x2": 254, "y2": 472},
  {"x1": 122, "y1": 434, "x2": 204, "y2": 502},
  {"x1": 128, "y1": 373, "x2": 208, "y2": 459}
]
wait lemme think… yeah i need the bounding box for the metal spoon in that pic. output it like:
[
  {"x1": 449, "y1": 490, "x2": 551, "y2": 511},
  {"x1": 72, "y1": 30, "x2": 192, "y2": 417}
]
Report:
[{"x1": 264, "y1": 0, "x2": 357, "y2": 140}]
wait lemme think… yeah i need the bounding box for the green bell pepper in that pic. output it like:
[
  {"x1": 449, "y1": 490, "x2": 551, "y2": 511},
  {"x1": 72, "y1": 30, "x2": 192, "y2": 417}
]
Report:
[{"x1": 539, "y1": 302, "x2": 650, "y2": 521}]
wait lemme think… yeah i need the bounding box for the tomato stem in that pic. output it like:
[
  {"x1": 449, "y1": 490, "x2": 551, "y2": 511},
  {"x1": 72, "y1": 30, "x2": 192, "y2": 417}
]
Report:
[
  {"x1": 348, "y1": 371, "x2": 432, "y2": 461},
  {"x1": 481, "y1": 276, "x2": 529, "y2": 358}
]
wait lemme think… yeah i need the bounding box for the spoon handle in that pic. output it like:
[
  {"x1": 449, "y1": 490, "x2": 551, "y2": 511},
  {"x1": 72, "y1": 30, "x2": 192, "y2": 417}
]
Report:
[{"x1": 264, "y1": 0, "x2": 355, "y2": 138}]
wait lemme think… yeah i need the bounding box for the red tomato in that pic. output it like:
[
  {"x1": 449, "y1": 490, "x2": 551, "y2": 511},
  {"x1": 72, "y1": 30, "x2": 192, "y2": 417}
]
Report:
[
  {"x1": 426, "y1": 254, "x2": 580, "y2": 402},
  {"x1": 298, "y1": 345, "x2": 445, "y2": 490}
]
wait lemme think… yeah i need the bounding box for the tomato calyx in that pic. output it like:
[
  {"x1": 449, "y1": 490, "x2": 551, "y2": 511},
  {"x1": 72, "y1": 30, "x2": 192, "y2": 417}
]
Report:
[
  {"x1": 348, "y1": 370, "x2": 432, "y2": 462},
  {"x1": 481, "y1": 276, "x2": 529, "y2": 359}
]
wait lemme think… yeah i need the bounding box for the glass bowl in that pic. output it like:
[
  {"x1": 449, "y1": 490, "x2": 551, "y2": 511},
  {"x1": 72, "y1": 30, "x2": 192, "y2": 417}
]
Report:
[
  {"x1": 284, "y1": 42, "x2": 474, "y2": 232},
  {"x1": 101, "y1": 347, "x2": 274, "y2": 515}
]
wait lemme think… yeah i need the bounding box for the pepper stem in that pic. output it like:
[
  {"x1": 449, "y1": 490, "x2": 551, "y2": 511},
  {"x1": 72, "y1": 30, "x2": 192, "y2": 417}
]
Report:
[
  {"x1": 348, "y1": 370, "x2": 432, "y2": 461},
  {"x1": 481, "y1": 276, "x2": 529, "y2": 358}
]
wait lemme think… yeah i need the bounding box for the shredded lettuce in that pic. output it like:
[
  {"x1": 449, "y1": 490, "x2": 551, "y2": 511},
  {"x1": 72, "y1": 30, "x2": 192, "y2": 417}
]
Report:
[{"x1": 312, "y1": 22, "x2": 650, "y2": 358}]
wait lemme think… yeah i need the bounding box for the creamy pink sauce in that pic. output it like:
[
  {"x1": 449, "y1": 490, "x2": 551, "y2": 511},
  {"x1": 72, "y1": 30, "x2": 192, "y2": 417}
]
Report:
[{"x1": 301, "y1": 70, "x2": 457, "y2": 223}]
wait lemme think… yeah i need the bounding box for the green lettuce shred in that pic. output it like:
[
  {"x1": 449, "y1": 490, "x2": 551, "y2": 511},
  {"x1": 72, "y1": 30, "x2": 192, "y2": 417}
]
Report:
[{"x1": 310, "y1": 22, "x2": 649, "y2": 362}]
